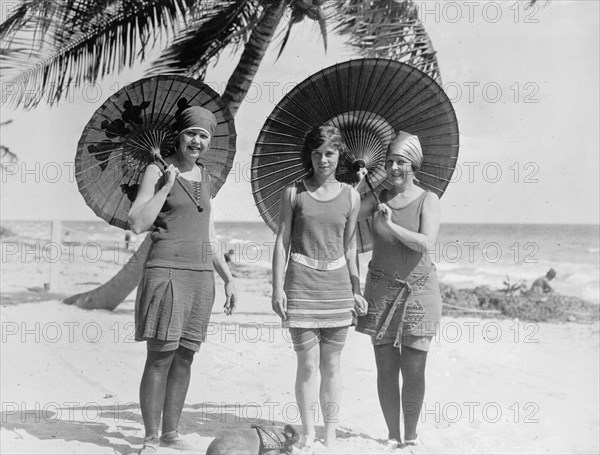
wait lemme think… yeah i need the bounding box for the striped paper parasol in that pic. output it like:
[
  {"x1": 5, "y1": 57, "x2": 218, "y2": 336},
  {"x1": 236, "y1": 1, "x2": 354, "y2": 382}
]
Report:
[
  {"x1": 75, "y1": 75, "x2": 236, "y2": 230},
  {"x1": 251, "y1": 58, "x2": 459, "y2": 253}
]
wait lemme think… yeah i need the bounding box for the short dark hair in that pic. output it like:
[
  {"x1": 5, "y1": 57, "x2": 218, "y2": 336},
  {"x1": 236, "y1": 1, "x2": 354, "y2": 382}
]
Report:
[{"x1": 300, "y1": 124, "x2": 348, "y2": 174}]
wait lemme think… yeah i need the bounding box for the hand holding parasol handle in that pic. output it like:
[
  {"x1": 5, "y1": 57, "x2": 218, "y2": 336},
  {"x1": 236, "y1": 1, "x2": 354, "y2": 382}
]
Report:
[
  {"x1": 352, "y1": 159, "x2": 381, "y2": 204},
  {"x1": 150, "y1": 149, "x2": 204, "y2": 212}
]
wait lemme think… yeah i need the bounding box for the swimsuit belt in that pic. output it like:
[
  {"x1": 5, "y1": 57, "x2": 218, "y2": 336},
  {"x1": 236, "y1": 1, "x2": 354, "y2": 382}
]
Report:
[
  {"x1": 367, "y1": 262, "x2": 434, "y2": 345},
  {"x1": 290, "y1": 252, "x2": 347, "y2": 271},
  {"x1": 367, "y1": 262, "x2": 433, "y2": 285}
]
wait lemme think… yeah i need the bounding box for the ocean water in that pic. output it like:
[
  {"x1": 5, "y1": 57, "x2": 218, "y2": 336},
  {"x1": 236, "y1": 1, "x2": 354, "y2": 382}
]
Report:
[{"x1": 2, "y1": 220, "x2": 598, "y2": 303}]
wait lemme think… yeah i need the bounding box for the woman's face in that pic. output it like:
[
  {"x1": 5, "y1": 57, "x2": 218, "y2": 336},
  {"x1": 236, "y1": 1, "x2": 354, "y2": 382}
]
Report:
[
  {"x1": 177, "y1": 129, "x2": 211, "y2": 162},
  {"x1": 385, "y1": 154, "x2": 414, "y2": 186},
  {"x1": 310, "y1": 140, "x2": 339, "y2": 177}
]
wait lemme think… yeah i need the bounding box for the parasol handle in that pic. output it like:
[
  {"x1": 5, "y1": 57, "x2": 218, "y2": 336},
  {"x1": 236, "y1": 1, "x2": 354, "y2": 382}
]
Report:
[
  {"x1": 352, "y1": 159, "x2": 381, "y2": 204},
  {"x1": 150, "y1": 149, "x2": 204, "y2": 212},
  {"x1": 151, "y1": 149, "x2": 169, "y2": 170}
]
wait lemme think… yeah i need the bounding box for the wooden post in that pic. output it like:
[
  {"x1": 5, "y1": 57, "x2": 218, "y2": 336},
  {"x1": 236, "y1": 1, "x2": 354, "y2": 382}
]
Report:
[{"x1": 48, "y1": 220, "x2": 62, "y2": 292}]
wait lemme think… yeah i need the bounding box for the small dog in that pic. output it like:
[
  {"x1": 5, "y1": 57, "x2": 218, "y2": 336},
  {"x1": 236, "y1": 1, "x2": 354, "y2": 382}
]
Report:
[{"x1": 206, "y1": 424, "x2": 300, "y2": 454}]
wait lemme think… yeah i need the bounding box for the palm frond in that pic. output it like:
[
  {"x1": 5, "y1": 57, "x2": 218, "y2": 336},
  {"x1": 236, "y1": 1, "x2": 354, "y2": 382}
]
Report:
[
  {"x1": 0, "y1": 0, "x2": 57, "y2": 46},
  {"x1": 0, "y1": 145, "x2": 18, "y2": 167},
  {"x1": 147, "y1": 0, "x2": 262, "y2": 79},
  {"x1": 0, "y1": 117, "x2": 17, "y2": 166},
  {"x1": 0, "y1": 0, "x2": 200, "y2": 109},
  {"x1": 332, "y1": 0, "x2": 441, "y2": 83},
  {"x1": 275, "y1": 0, "x2": 330, "y2": 59}
]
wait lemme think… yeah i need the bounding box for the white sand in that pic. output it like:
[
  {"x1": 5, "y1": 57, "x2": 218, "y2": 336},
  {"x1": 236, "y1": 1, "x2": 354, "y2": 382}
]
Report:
[{"x1": 1, "y1": 248, "x2": 599, "y2": 454}]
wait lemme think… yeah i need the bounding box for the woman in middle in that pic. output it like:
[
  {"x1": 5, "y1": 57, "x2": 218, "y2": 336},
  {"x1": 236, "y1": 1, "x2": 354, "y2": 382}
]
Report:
[{"x1": 271, "y1": 124, "x2": 367, "y2": 448}]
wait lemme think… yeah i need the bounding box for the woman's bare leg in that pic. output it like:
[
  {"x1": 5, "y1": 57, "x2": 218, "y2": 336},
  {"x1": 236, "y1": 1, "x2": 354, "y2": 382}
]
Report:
[
  {"x1": 319, "y1": 342, "x2": 344, "y2": 446},
  {"x1": 374, "y1": 344, "x2": 401, "y2": 442},
  {"x1": 162, "y1": 346, "x2": 196, "y2": 434},
  {"x1": 295, "y1": 343, "x2": 320, "y2": 444},
  {"x1": 399, "y1": 345, "x2": 428, "y2": 441},
  {"x1": 139, "y1": 350, "x2": 175, "y2": 439}
]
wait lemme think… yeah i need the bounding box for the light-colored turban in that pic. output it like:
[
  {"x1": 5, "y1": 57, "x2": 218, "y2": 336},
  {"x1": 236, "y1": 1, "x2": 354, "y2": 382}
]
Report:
[{"x1": 387, "y1": 131, "x2": 423, "y2": 169}]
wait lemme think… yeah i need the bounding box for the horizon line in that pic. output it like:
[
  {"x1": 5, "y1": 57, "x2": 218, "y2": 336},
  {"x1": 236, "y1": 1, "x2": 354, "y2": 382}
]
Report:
[{"x1": 2, "y1": 219, "x2": 599, "y2": 227}]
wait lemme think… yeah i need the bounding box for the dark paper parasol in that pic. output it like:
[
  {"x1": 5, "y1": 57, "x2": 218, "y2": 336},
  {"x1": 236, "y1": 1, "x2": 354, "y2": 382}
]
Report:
[
  {"x1": 75, "y1": 75, "x2": 236, "y2": 230},
  {"x1": 251, "y1": 58, "x2": 459, "y2": 252}
]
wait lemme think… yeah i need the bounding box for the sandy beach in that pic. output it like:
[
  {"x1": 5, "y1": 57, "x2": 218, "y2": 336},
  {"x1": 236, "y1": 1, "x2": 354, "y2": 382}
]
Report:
[{"x1": 1, "y1": 233, "x2": 599, "y2": 455}]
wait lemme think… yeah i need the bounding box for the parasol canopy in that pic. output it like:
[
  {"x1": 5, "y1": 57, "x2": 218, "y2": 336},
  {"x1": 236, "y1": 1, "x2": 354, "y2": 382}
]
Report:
[
  {"x1": 75, "y1": 75, "x2": 236, "y2": 230},
  {"x1": 251, "y1": 58, "x2": 459, "y2": 252}
]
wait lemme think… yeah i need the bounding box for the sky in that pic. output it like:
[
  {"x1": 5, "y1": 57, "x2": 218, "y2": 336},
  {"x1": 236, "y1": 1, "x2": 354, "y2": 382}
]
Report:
[{"x1": 1, "y1": 0, "x2": 599, "y2": 225}]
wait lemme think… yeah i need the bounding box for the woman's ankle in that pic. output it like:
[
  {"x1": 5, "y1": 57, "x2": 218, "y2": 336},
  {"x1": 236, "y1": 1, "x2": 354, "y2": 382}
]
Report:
[
  {"x1": 324, "y1": 424, "x2": 337, "y2": 446},
  {"x1": 144, "y1": 432, "x2": 159, "y2": 441},
  {"x1": 160, "y1": 430, "x2": 179, "y2": 439},
  {"x1": 404, "y1": 434, "x2": 420, "y2": 446},
  {"x1": 298, "y1": 432, "x2": 315, "y2": 448},
  {"x1": 404, "y1": 432, "x2": 418, "y2": 441},
  {"x1": 388, "y1": 432, "x2": 401, "y2": 442}
]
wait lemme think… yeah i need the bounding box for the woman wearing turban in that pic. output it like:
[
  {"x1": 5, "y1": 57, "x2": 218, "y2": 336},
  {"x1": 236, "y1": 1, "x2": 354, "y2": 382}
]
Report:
[
  {"x1": 357, "y1": 131, "x2": 442, "y2": 448},
  {"x1": 128, "y1": 106, "x2": 238, "y2": 454}
]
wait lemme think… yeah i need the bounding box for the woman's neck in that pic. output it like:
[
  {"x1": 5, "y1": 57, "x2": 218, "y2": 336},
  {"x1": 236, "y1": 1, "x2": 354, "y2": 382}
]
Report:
[
  {"x1": 168, "y1": 154, "x2": 195, "y2": 172},
  {"x1": 309, "y1": 172, "x2": 337, "y2": 188},
  {"x1": 388, "y1": 180, "x2": 418, "y2": 198}
]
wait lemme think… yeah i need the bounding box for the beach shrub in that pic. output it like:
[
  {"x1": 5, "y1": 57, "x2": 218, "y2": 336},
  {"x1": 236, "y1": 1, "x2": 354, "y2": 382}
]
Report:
[
  {"x1": 440, "y1": 283, "x2": 599, "y2": 323},
  {"x1": 0, "y1": 225, "x2": 15, "y2": 237}
]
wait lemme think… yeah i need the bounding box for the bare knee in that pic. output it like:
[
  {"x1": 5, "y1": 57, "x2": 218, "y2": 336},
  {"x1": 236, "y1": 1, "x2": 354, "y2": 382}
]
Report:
[
  {"x1": 320, "y1": 344, "x2": 344, "y2": 378},
  {"x1": 145, "y1": 350, "x2": 175, "y2": 372},
  {"x1": 319, "y1": 358, "x2": 341, "y2": 380},
  {"x1": 297, "y1": 358, "x2": 319, "y2": 380},
  {"x1": 296, "y1": 342, "x2": 322, "y2": 381},
  {"x1": 399, "y1": 347, "x2": 427, "y2": 381},
  {"x1": 374, "y1": 344, "x2": 400, "y2": 378},
  {"x1": 174, "y1": 346, "x2": 195, "y2": 366}
]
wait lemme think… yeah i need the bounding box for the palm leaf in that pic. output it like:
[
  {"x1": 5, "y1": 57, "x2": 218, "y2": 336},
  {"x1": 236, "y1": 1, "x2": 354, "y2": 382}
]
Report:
[
  {"x1": 147, "y1": 0, "x2": 262, "y2": 78},
  {"x1": 0, "y1": 0, "x2": 58, "y2": 46},
  {"x1": 0, "y1": 0, "x2": 200, "y2": 109},
  {"x1": 0, "y1": 145, "x2": 18, "y2": 167},
  {"x1": 332, "y1": 0, "x2": 441, "y2": 82},
  {"x1": 0, "y1": 118, "x2": 17, "y2": 166},
  {"x1": 275, "y1": 0, "x2": 330, "y2": 59}
]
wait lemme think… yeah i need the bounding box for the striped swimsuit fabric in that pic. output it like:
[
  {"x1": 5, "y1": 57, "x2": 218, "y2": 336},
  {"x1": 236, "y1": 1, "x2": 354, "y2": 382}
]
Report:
[
  {"x1": 283, "y1": 181, "x2": 355, "y2": 329},
  {"x1": 135, "y1": 166, "x2": 215, "y2": 352},
  {"x1": 288, "y1": 326, "x2": 349, "y2": 352}
]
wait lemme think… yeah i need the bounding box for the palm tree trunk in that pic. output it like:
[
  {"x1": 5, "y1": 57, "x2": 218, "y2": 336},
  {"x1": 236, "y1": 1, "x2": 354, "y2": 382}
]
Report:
[
  {"x1": 63, "y1": 237, "x2": 151, "y2": 309},
  {"x1": 63, "y1": 1, "x2": 287, "y2": 310},
  {"x1": 222, "y1": 1, "x2": 287, "y2": 116}
]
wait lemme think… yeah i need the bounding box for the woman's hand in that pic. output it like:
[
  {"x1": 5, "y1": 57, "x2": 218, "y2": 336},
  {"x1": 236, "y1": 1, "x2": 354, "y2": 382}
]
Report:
[
  {"x1": 271, "y1": 288, "x2": 287, "y2": 321},
  {"x1": 353, "y1": 292, "x2": 368, "y2": 316},
  {"x1": 354, "y1": 167, "x2": 368, "y2": 190},
  {"x1": 377, "y1": 203, "x2": 391, "y2": 220},
  {"x1": 373, "y1": 203, "x2": 392, "y2": 230},
  {"x1": 223, "y1": 279, "x2": 238, "y2": 315},
  {"x1": 163, "y1": 164, "x2": 179, "y2": 190}
]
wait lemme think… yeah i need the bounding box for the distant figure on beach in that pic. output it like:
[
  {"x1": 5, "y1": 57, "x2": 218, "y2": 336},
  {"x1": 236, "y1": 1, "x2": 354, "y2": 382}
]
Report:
[
  {"x1": 128, "y1": 106, "x2": 237, "y2": 455},
  {"x1": 124, "y1": 231, "x2": 132, "y2": 250},
  {"x1": 271, "y1": 124, "x2": 367, "y2": 449},
  {"x1": 356, "y1": 132, "x2": 443, "y2": 448},
  {"x1": 530, "y1": 268, "x2": 556, "y2": 294},
  {"x1": 224, "y1": 249, "x2": 235, "y2": 263}
]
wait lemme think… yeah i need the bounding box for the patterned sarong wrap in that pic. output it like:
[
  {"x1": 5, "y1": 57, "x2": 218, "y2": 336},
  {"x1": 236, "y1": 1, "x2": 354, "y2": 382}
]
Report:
[{"x1": 356, "y1": 262, "x2": 438, "y2": 347}]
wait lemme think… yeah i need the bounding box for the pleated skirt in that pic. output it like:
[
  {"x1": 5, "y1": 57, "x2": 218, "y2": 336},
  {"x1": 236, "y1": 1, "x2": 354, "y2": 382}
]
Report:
[{"x1": 135, "y1": 266, "x2": 215, "y2": 343}]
